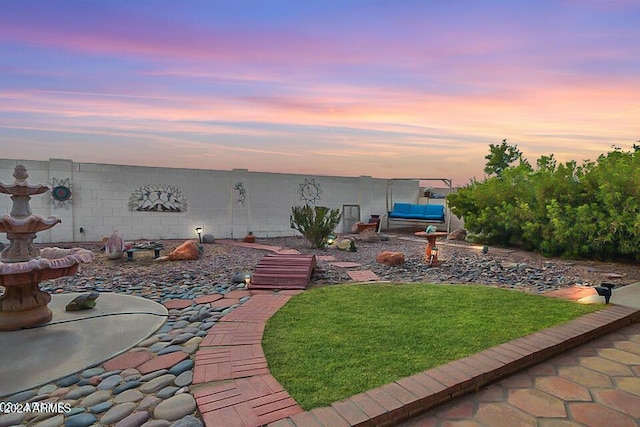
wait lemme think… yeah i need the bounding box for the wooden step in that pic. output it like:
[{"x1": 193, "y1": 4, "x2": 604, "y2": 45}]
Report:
[{"x1": 249, "y1": 254, "x2": 316, "y2": 290}]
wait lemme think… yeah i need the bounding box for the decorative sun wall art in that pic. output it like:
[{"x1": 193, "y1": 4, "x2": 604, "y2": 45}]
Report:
[
  {"x1": 129, "y1": 184, "x2": 187, "y2": 212},
  {"x1": 48, "y1": 177, "x2": 73, "y2": 208},
  {"x1": 298, "y1": 178, "x2": 322, "y2": 205},
  {"x1": 234, "y1": 182, "x2": 246, "y2": 207}
]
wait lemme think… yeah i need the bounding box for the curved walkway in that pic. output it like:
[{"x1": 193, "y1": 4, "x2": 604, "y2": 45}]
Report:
[
  {"x1": 192, "y1": 291, "x2": 305, "y2": 425},
  {"x1": 193, "y1": 241, "x2": 640, "y2": 427}
]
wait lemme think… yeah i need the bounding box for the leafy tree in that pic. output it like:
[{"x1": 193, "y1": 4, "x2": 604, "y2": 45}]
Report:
[
  {"x1": 484, "y1": 139, "x2": 527, "y2": 177},
  {"x1": 290, "y1": 205, "x2": 342, "y2": 249}
]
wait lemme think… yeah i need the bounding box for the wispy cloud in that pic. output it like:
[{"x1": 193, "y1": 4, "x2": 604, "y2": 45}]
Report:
[
  {"x1": 39, "y1": 90, "x2": 173, "y2": 100},
  {"x1": 0, "y1": 1, "x2": 638, "y2": 184}
]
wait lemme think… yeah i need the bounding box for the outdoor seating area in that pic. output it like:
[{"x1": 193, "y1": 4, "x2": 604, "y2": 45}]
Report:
[
  {"x1": 385, "y1": 177, "x2": 453, "y2": 233},
  {"x1": 387, "y1": 202, "x2": 446, "y2": 230}
]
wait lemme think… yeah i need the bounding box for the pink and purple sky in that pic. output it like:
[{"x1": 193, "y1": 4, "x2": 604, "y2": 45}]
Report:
[{"x1": 1, "y1": 0, "x2": 639, "y2": 185}]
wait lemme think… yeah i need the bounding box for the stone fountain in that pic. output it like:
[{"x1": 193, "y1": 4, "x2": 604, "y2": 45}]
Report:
[{"x1": 0, "y1": 165, "x2": 93, "y2": 331}]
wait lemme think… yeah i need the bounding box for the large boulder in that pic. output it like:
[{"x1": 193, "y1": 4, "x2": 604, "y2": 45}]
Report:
[
  {"x1": 376, "y1": 251, "x2": 405, "y2": 266},
  {"x1": 202, "y1": 233, "x2": 215, "y2": 244},
  {"x1": 105, "y1": 230, "x2": 125, "y2": 260},
  {"x1": 168, "y1": 240, "x2": 200, "y2": 261},
  {"x1": 447, "y1": 228, "x2": 467, "y2": 241}
]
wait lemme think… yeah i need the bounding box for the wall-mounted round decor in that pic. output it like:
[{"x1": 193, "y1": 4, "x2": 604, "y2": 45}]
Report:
[
  {"x1": 49, "y1": 177, "x2": 72, "y2": 208},
  {"x1": 52, "y1": 185, "x2": 71, "y2": 201}
]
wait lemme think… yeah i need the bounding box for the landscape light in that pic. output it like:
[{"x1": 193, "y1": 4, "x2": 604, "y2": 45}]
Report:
[{"x1": 195, "y1": 227, "x2": 203, "y2": 243}]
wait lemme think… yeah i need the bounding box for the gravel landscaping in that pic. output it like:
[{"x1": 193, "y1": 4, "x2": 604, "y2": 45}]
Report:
[{"x1": 39, "y1": 231, "x2": 640, "y2": 298}]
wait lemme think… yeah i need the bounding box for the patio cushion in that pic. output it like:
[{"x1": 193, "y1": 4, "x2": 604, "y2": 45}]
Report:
[{"x1": 388, "y1": 203, "x2": 444, "y2": 221}]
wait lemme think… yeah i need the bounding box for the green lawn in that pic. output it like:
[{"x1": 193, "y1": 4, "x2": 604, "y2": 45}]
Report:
[{"x1": 262, "y1": 283, "x2": 603, "y2": 410}]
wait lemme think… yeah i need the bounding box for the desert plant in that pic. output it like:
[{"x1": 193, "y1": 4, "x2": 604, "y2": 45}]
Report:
[{"x1": 290, "y1": 205, "x2": 342, "y2": 248}]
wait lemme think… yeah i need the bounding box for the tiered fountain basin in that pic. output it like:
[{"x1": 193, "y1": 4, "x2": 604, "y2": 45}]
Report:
[
  {"x1": 0, "y1": 247, "x2": 93, "y2": 330},
  {"x1": 1, "y1": 214, "x2": 61, "y2": 262},
  {"x1": 0, "y1": 164, "x2": 94, "y2": 331}
]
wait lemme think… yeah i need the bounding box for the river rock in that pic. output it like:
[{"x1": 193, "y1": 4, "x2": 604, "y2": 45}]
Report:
[
  {"x1": 168, "y1": 360, "x2": 194, "y2": 376},
  {"x1": 152, "y1": 394, "x2": 196, "y2": 421},
  {"x1": 137, "y1": 395, "x2": 161, "y2": 411},
  {"x1": 114, "y1": 411, "x2": 150, "y2": 427},
  {"x1": 169, "y1": 415, "x2": 203, "y2": 427},
  {"x1": 0, "y1": 412, "x2": 27, "y2": 427},
  {"x1": 140, "y1": 374, "x2": 176, "y2": 394},
  {"x1": 65, "y1": 386, "x2": 96, "y2": 400},
  {"x1": 100, "y1": 402, "x2": 137, "y2": 425},
  {"x1": 114, "y1": 389, "x2": 144, "y2": 403},
  {"x1": 34, "y1": 414, "x2": 64, "y2": 427},
  {"x1": 79, "y1": 389, "x2": 112, "y2": 407},
  {"x1": 65, "y1": 413, "x2": 97, "y2": 427}
]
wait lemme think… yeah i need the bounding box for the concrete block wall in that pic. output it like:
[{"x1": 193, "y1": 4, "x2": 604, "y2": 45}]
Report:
[{"x1": 0, "y1": 158, "x2": 421, "y2": 243}]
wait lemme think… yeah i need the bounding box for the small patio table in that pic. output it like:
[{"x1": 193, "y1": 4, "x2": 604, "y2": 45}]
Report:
[{"x1": 124, "y1": 243, "x2": 164, "y2": 261}]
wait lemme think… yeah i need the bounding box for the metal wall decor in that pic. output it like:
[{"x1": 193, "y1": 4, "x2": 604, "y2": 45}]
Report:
[
  {"x1": 49, "y1": 177, "x2": 73, "y2": 208},
  {"x1": 298, "y1": 178, "x2": 322, "y2": 205},
  {"x1": 234, "y1": 182, "x2": 246, "y2": 207},
  {"x1": 129, "y1": 184, "x2": 187, "y2": 212}
]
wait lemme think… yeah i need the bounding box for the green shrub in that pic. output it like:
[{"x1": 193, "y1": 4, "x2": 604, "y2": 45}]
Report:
[
  {"x1": 290, "y1": 205, "x2": 342, "y2": 249},
  {"x1": 447, "y1": 142, "x2": 640, "y2": 260}
]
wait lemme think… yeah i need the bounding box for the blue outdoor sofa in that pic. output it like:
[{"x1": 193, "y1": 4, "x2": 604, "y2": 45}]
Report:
[{"x1": 387, "y1": 203, "x2": 446, "y2": 227}]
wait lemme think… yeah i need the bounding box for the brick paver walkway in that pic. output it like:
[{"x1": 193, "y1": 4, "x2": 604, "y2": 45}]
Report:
[{"x1": 193, "y1": 292, "x2": 305, "y2": 426}]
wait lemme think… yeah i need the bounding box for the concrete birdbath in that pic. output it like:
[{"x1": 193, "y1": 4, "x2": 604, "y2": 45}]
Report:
[{"x1": 0, "y1": 165, "x2": 93, "y2": 331}]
